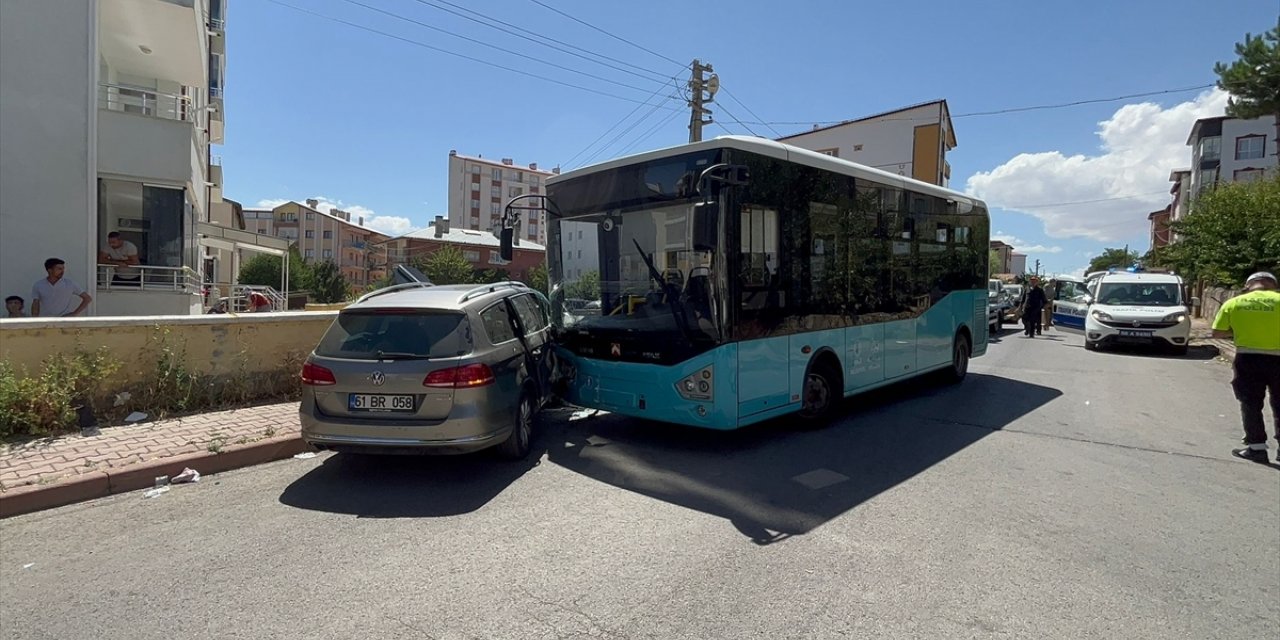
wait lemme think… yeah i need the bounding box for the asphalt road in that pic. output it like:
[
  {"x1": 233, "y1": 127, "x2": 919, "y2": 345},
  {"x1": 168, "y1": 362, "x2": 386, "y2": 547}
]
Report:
[{"x1": 2, "y1": 326, "x2": 1277, "y2": 639}]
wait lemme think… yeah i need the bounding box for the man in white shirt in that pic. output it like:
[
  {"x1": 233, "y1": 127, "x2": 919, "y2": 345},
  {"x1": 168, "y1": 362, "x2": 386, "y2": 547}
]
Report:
[
  {"x1": 31, "y1": 258, "x2": 92, "y2": 317},
  {"x1": 99, "y1": 231, "x2": 141, "y2": 285}
]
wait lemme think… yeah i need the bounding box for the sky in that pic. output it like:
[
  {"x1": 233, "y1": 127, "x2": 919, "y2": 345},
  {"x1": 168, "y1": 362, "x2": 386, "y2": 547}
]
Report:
[{"x1": 221, "y1": 0, "x2": 1279, "y2": 276}]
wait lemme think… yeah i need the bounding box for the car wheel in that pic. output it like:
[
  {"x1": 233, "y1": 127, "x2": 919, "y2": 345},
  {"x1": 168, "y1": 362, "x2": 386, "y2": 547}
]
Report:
[
  {"x1": 1084, "y1": 339, "x2": 1098, "y2": 351},
  {"x1": 990, "y1": 320, "x2": 999, "y2": 335},
  {"x1": 942, "y1": 333, "x2": 971, "y2": 384},
  {"x1": 1171, "y1": 344, "x2": 1189, "y2": 356},
  {"x1": 496, "y1": 391, "x2": 535, "y2": 460},
  {"x1": 797, "y1": 362, "x2": 839, "y2": 425}
]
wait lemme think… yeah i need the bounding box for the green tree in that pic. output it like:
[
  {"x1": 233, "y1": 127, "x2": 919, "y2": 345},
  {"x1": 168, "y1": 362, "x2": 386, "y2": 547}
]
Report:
[
  {"x1": 473, "y1": 268, "x2": 509, "y2": 284},
  {"x1": 413, "y1": 246, "x2": 474, "y2": 285},
  {"x1": 1087, "y1": 247, "x2": 1141, "y2": 273},
  {"x1": 1154, "y1": 177, "x2": 1280, "y2": 286},
  {"x1": 1215, "y1": 20, "x2": 1280, "y2": 158},
  {"x1": 526, "y1": 262, "x2": 549, "y2": 294},
  {"x1": 988, "y1": 249, "x2": 1000, "y2": 277},
  {"x1": 566, "y1": 269, "x2": 601, "y2": 300},
  {"x1": 308, "y1": 260, "x2": 349, "y2": 303},
  {"x1": 237, "y1": 246, "x2": 311, "y2": 291}
]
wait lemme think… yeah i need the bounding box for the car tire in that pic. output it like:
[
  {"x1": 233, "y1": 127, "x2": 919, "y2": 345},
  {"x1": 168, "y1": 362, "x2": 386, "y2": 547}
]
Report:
[
  {"x1": 496, "y1": 391, "x2": 536, "y2": 460},
  {"x1": 990, "y1": 320, "x2": 999, "y2": 335},
  {"x1": 1171, "y1": 344, "x2": 1189, "y2": 356},
  {"x1": 797, "y1": 361, "x2": 839, "y2": 426},
  {"x1": 1084, "y1": 339, "x2": 1099, "y2": 351},
  {"x1": 942, "y1": 332, "x2": 971, "y2": 384}
]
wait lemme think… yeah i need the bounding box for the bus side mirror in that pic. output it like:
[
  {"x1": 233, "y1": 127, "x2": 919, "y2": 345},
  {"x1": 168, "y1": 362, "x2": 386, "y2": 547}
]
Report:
[
  {"x1": 499, "y1": 227, "x2": 514, "y2": 261},
  {"x1": 692, "y1": 203, "x2": 717, "y2": 251}
]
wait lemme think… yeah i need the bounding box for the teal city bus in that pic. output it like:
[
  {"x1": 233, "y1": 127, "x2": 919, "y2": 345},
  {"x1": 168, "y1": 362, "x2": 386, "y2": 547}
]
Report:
[{"x1": 531, "y1": 136, "x2": 990, "y2": 429}]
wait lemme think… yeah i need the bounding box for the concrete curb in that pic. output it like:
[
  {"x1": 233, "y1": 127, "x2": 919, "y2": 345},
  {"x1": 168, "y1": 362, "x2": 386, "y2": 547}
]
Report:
[{"x1": 0, "y1": 434, "x2": 309, "y2": 519}]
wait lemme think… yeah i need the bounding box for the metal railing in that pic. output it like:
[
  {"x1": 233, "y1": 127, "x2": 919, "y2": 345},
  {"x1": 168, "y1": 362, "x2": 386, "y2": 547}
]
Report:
[
  {"x1": 98, "y1": 83, "x2": 194, "y2": 122},
  {"x1": 221, "y1": 285, "x2": 286, "y2": 312},
  {"x1": 97, "y1": 265, "x2": 201, "y2": 292},
  {"x1": 343, "y1": 240, "x2": 367, "y2": 249}
]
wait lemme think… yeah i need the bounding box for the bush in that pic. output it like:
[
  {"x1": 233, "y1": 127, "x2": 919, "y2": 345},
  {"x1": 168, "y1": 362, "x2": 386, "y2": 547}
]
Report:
[{"x1": 0, "y1": 348, "x2": 120, "y2": 439}]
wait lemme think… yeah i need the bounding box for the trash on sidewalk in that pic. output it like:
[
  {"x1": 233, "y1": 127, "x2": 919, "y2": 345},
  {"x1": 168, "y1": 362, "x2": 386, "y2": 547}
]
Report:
[
  {"x1": 569, "y1": 409, "x2": 601, "y2": 421},
  {"x1": 125, "y1": 412, "x2": 149, "y2": 424},
  {"x1": 293, "y1": 452, "x2": 318, "y2": 460},
  {"x1": 113, "y1": 391, "x2": 132, "y2": 407},
  {"x1": 143, "y1": 486, "x2": 170, "y2": 499},
  {"x1": 22, "y1": 563, "x2": 35, "y2": 570},
  {"x1": 171, "y1": 467, "x2": 201, "y2": 484}
]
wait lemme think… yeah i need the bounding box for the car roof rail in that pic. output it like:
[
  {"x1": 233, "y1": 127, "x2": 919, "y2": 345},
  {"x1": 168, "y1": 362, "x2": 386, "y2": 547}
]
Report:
[
  {"x1": 458, "y1": 281, "x2": 530, "y2": 303},
  {"x1": 354, "y1": 282, "x2": 434, "y2": 304}
]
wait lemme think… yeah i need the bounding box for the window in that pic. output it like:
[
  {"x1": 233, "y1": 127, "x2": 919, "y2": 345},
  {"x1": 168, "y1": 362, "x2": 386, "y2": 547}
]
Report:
[
  {"x1": 480, "y1": 302, "x2": 516, "y2": 344},
  {"x1": 1234, "y1": 168, "x2": 1266, "y2": 183},
  {"x1": 323, "y1": 249, "x2": 332, "y2": 258},
  {"x1": 305, "y1": 230, "x2": 314, "y2": 239},
  {"x1": 513, "y1": 170, "x2": 524, "y2": 182},
  {"x1": 1196, "y1": 167, "x2": 1219, "y2": 191},
  {"x1": 471, "y1": 199, "x2": 480, "y2": 209},
  {"x1": 97, "y1": 179, "x2": 188, "y2": 268},
  {"x1": 463, "y1": 250, "x2": 480, "y2": 261},
  {"x1": 511, "y1": 294, "x2": 547, "y2": 333},
  {"x1": 1199, "y1": 136, "x2": 1221, "y2": 161},
  {"x1": 315, "y1": 311, "x2": 467, "y2": 359},
  {"x1": 305, "y1": 249, "x2": 314, "y2": 258},
  {"x1": 509, "y1": 186, "x2": 523, "y2": 197},
  {"x1": 578, "y1": 230, "x2": 583, "y2": 240},
  {"x1": 490, "y1": 203, "x2": 500, "y2": 215},
  {"x1": 815, "y1": 148, "x2": 839, "y2": 157},
  {"x1": 492, "y1": 168, "x2": 502, "y2": 180},
  {"x1": 258, "y1": 227, "x2": 267, "y2": 234},
  {"x1": 1236, "y1": 135, "x2": 1265, "y2": 160},
  {"x1": 471, "y1": 181, "x2": 480, "y2": 191},
  {"x1": 306, "y1": 212, "x2": 315, "y2": 221},
  {"x1": 322, "y1": 230, "x2": 333, "y2": 239},
  {"x1": 491, "y1": 186, "x2": 501, "y2": 197}
]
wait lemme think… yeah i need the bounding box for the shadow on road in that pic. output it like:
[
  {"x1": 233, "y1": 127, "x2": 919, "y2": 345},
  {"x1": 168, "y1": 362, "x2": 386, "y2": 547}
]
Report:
[
  {"x1": 545, "y1": 373, "x2": 1061, "y2": 545},
  {"x1": 1092, "y1": 343, "x2": 1221, "y2": 361},
  {"x1": 278, "y1": 439, "x2": 548, "y2": 518}
]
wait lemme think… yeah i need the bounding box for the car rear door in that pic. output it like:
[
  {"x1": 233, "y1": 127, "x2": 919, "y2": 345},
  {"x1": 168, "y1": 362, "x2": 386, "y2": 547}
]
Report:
[{"x1": 510, "y1": 293, "x2": 553, "y2": 399}]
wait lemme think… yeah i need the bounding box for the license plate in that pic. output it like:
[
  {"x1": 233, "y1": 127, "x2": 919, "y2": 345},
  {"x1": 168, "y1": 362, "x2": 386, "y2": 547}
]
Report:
[
  {"x1": 348, "y1": 394, "x2": 415, "y2": 412},
  {"x1": 1118, "y1": 330, "x2": 1152, "y2": 338}
]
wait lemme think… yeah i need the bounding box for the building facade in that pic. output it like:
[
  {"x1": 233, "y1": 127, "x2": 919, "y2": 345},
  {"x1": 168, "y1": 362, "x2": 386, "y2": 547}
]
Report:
[
  {"x1": 242, "y1": 200, "x2": 390, "y2": 288},
  {"x1": 1148, "y1": 206, "x2": 1173, "y2": 250},
  {"x1": 989, "y1": 240, "x2": 1014, "y2": 274},
  {"x1": 777, "y1": 100, "x2": 957, "y2": 187},
  {"x1": 1010, "y1": 253, "x2": 1027, "y2": 277},
  {"x1": 383, "y1": 217, "x2": 545, "y2": 283},
  {"x1": 1186, "y1": 115, "x2": 1276, "y2": 197},
  {"x1": 446, "y1": 151, "x2": 560, "y2": 245},
  {"x1": 0, "y1": 0, "x2": 284, "y2": 317}
]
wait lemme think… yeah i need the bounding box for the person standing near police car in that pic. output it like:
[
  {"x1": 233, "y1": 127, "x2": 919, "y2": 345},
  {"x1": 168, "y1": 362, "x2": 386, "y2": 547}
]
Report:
[{"x1": 1212, "y1": 272, "x2": 1280, "y2": 465}]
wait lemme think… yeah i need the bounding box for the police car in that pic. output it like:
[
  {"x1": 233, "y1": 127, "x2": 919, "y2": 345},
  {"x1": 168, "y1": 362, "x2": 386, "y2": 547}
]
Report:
[{"x1": 1076, "y1": 269, "x2": 1195, "y2": 354}]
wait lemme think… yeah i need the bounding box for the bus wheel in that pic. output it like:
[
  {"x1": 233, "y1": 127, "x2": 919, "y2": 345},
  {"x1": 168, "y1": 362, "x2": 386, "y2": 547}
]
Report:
[
  {"x1": 798, "y1": 362, "x2": 839, "y2": 423},
  {"x1": 943, "y1": 333, "x2": 971, "y2": 384}
]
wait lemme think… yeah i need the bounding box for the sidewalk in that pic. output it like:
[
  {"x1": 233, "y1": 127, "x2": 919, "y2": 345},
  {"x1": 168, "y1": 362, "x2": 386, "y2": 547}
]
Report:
[
  {"x1": 1190, "y1": 318, "x2": 1236, "y2": 361},
  {"x1": 0, "y1": 402, "x2": 306, "y2": 518}
]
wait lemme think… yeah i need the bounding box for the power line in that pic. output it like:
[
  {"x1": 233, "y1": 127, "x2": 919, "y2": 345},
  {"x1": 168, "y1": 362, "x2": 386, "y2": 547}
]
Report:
[
  {"x1": 998, "y1": 191, "x2": 1170, "y2": 210},
  {"x1": 617, "y1": 109, "x2": 684, "y2": 156},
  {"x1": 340, "y1": 0, "x2": 662, "y2": 95},
  {"x1": 579, "y1": 91, "x2": 679, "y2": 167},
  {"x1": 264, "y1": 0, "x2": 684, "y2": 108},
  {"x1": 742, "y1": 84, "x2": 1218, "y2": 127},
  {"x1": 527, "y1": 0, "x2": 687, "y2": 69},
  {"x1": 714, "y1": 101, "x2": 762, "y2": 137},
  {"x1": 719, "y1": 86, "x2": 783, "y2": 138},
  {"x1": 562, "y1": 76, "x2": 681, "y2": 168},
  {"x1": 408, "y1": 0, "x2": 675, "y2": 86}
]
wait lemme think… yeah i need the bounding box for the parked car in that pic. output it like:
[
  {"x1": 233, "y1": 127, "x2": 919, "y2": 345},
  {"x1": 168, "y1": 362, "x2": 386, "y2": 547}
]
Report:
[
  {"x1": 1076, "y1": 271, "x2": 1194, "y2": 355},
  {"x1": 298, "y1": 281, "x2": 555, "y2": 459}
]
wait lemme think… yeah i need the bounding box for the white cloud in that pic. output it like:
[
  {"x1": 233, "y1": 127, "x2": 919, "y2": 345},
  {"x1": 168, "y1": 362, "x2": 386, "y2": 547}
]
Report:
[
  {"x1": 254, "y1": 196, "x2": 418, "y2": 236},
  {"x1": 991, "y1": 231, "x2": 1062, "y2": 255},
  {"x1": 966, "y1": 88, "x2": 1229, "y2": 242}
]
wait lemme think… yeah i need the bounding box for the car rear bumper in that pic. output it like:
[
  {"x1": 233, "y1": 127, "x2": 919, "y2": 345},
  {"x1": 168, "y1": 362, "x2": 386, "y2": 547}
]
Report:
[
  {"x1": 298, "y1": 395, "x2": 513, "y2": 455},
  {"x1": 301, "y1": 429, "x2": 511, "y2": 455}
]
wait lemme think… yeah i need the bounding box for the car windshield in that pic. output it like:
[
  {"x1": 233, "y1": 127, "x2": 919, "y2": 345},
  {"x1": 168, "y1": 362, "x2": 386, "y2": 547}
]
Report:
[
  {"x1": 1095, "y1": 282, "x2": 1181, "y2": 307},
  {"x1": 315, "y1": 310, "x2": 469, "y2": 359}
]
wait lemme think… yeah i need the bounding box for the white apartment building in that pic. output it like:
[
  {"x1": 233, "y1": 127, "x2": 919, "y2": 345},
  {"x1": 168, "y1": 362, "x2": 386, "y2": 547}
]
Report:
[
  {"x1": 557, "y1": 220, "x2": 600, "y2": 282},
  {"x1": 0, "y1": 0, "x2": 284, "y2": 316},
  {"x1": 777, "y1": 100, "x2": 957, "y2": 187},
  {"x1": 1168, "y1": 169, "x2": 1192, "y2": 222},
  {"x1": 446, "y1": 150, "x2": 560, "y2": 245},
  {"x1": 1186, "y1": 115, "x2": 1277, "y2": 196}
]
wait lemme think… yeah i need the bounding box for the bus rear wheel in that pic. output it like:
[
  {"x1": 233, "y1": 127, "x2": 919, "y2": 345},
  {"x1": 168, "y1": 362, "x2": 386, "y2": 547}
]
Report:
[
  {"x1": 798, "y1": 362, "x2": 839, "y2": 425},
  {"x1": 943, "y1": 333, "x2": 970, "y2": 384}
]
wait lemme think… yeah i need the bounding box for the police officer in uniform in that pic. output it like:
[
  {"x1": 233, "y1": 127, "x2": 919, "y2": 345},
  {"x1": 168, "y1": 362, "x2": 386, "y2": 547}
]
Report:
[{"x1": 1212, "y1": 272, "x2": 1280, "y2": 464}]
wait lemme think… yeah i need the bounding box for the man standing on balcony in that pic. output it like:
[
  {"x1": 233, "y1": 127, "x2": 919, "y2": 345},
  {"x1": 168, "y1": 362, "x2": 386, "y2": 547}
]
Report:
[
  {"x1": 98, "y1": 232, "x2": 141, "y2": 286},
  {"x1": 31, "y1": 258, "x2": 91, "y2": 317}
]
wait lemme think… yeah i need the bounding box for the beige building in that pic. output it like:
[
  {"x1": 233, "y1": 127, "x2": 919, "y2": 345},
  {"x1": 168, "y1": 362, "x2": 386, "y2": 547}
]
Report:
[
  {"x1": 244, "y1": 200, "x2": 390, "y2": 288},
  {"x1": 777, "y1": 100, "x2": 956, "y2": 187},
  {"x1": 446, "y1": 151, "x2": 560, "y2": 245}
]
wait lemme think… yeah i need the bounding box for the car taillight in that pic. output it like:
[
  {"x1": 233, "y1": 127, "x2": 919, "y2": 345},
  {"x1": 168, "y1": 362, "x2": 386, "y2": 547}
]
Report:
[
  {"x1": 424, "y1": 364, "x2": 495, "y2": 388},
  {"x1": 300, "y1": 361, "x2": 337, "y2": 386}
]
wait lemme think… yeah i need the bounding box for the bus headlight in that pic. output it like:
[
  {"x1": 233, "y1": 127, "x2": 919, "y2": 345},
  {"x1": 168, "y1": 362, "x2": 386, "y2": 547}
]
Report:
[{"x1": 676, "y1": 366, "x2": 714, "y2": 401}]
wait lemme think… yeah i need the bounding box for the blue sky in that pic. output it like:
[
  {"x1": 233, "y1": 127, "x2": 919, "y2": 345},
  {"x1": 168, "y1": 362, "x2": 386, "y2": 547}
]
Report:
[{"x1": 222, "y1": 0, "x2": 1278, "y2": 276}]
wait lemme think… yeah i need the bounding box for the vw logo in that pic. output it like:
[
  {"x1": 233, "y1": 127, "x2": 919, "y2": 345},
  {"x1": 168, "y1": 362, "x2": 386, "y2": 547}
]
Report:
[
  {"x1": 1132, "y1": 321, "x2": 1141, "y2": 328},
  {"x1": 369, "y1": 371, "x2": 385, "y2": 386}
]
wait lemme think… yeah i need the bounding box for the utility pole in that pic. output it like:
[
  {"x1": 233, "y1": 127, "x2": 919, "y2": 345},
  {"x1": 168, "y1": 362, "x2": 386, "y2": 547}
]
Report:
[
  {"x1": 1035, "y1": 259, "x2": 1041, "y2": 277},
  {"x1": 688, "y1": 59, "x2": 716, "y2": 143}
]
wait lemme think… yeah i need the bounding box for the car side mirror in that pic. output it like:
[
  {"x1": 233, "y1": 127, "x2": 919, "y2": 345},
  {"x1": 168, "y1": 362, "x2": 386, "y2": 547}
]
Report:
[
  {"x1": 1082, "y1": 295, "x2": 1094, "y2": 305},
  {"x1": 499, "y1": 227, "x2": 514, "y2": 261}
]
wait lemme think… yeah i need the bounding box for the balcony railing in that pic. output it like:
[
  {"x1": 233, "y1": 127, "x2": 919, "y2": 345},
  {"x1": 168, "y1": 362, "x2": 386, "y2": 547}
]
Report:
[
  {"x1": 98, "y1": 83, "x2": 194, "y2": 123},
  {"x1": 97, "y1": 265, "x2": 201, "y2": 293},
  {"x1": 343, "y1": 240, "x2": 367, "y2": 249}
]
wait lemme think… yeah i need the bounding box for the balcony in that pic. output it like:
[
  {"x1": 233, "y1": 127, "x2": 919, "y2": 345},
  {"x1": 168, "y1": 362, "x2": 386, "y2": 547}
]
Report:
[
  {"x1": 98, "y1": 84, "x2": 198, "y2": 186},
  {"x1": 99, "y1": 0, "x2": 208, "y2": 88},
  {"x1": 96, "y1": 265, "x2": 203, "y2": 316},
  {"x1": 343, "y1": 240, "x2": 368, "y2": 250},
  {"x1": 210, "y1": 155, "x2": 223, "y2": 201}
]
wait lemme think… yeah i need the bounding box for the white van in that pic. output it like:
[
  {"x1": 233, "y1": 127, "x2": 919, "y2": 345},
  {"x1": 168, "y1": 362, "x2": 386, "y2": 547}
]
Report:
[{"x1": 1076, "y1": 271, "x2": 1195, "y2": 354}]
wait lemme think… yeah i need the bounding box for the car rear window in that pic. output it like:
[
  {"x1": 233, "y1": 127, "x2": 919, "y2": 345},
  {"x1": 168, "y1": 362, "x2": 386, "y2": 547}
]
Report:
[{"x1": 315, "y1": 310, "x2": 469, "y2": 359}]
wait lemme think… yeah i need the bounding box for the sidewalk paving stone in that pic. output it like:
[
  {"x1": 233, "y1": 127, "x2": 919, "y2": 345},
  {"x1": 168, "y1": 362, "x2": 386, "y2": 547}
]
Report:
[{"x1": 0, "y1": 402, "x2": 306, "y2": 517}]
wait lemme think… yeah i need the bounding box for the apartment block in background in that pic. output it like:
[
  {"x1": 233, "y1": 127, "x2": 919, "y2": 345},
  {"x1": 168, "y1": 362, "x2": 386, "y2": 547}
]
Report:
[
  {"x1": 382, "y1": 217, "x2": 545, "y2": 282},
  {"x1": 446, "y1": 150, "x2": 560, "y2": 245},
  {"x1": 0, "y1": 0, "x2": 287, "y2": 316},
  {"x1": 777, "y1": 100, "x2": 956, "y2": 187},
  {"x1": 989, "y1": 240, "x2": 1014, "y2": 274},
  {"x1": 1186, "y1": 115, "x2": 1276, "y2": 196},
  {"x1": 243, "y1": 200, "x2": 390, "y2": 287}
]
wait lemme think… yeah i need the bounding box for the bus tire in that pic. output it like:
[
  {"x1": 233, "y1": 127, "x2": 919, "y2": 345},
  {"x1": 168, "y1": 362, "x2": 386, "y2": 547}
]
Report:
[
  {"x1": 943, "y1": 332, "x2": 971, "y2": 384},
  {"x1": 797, "y1": 359, "x2": 840, "y2": 425}
]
